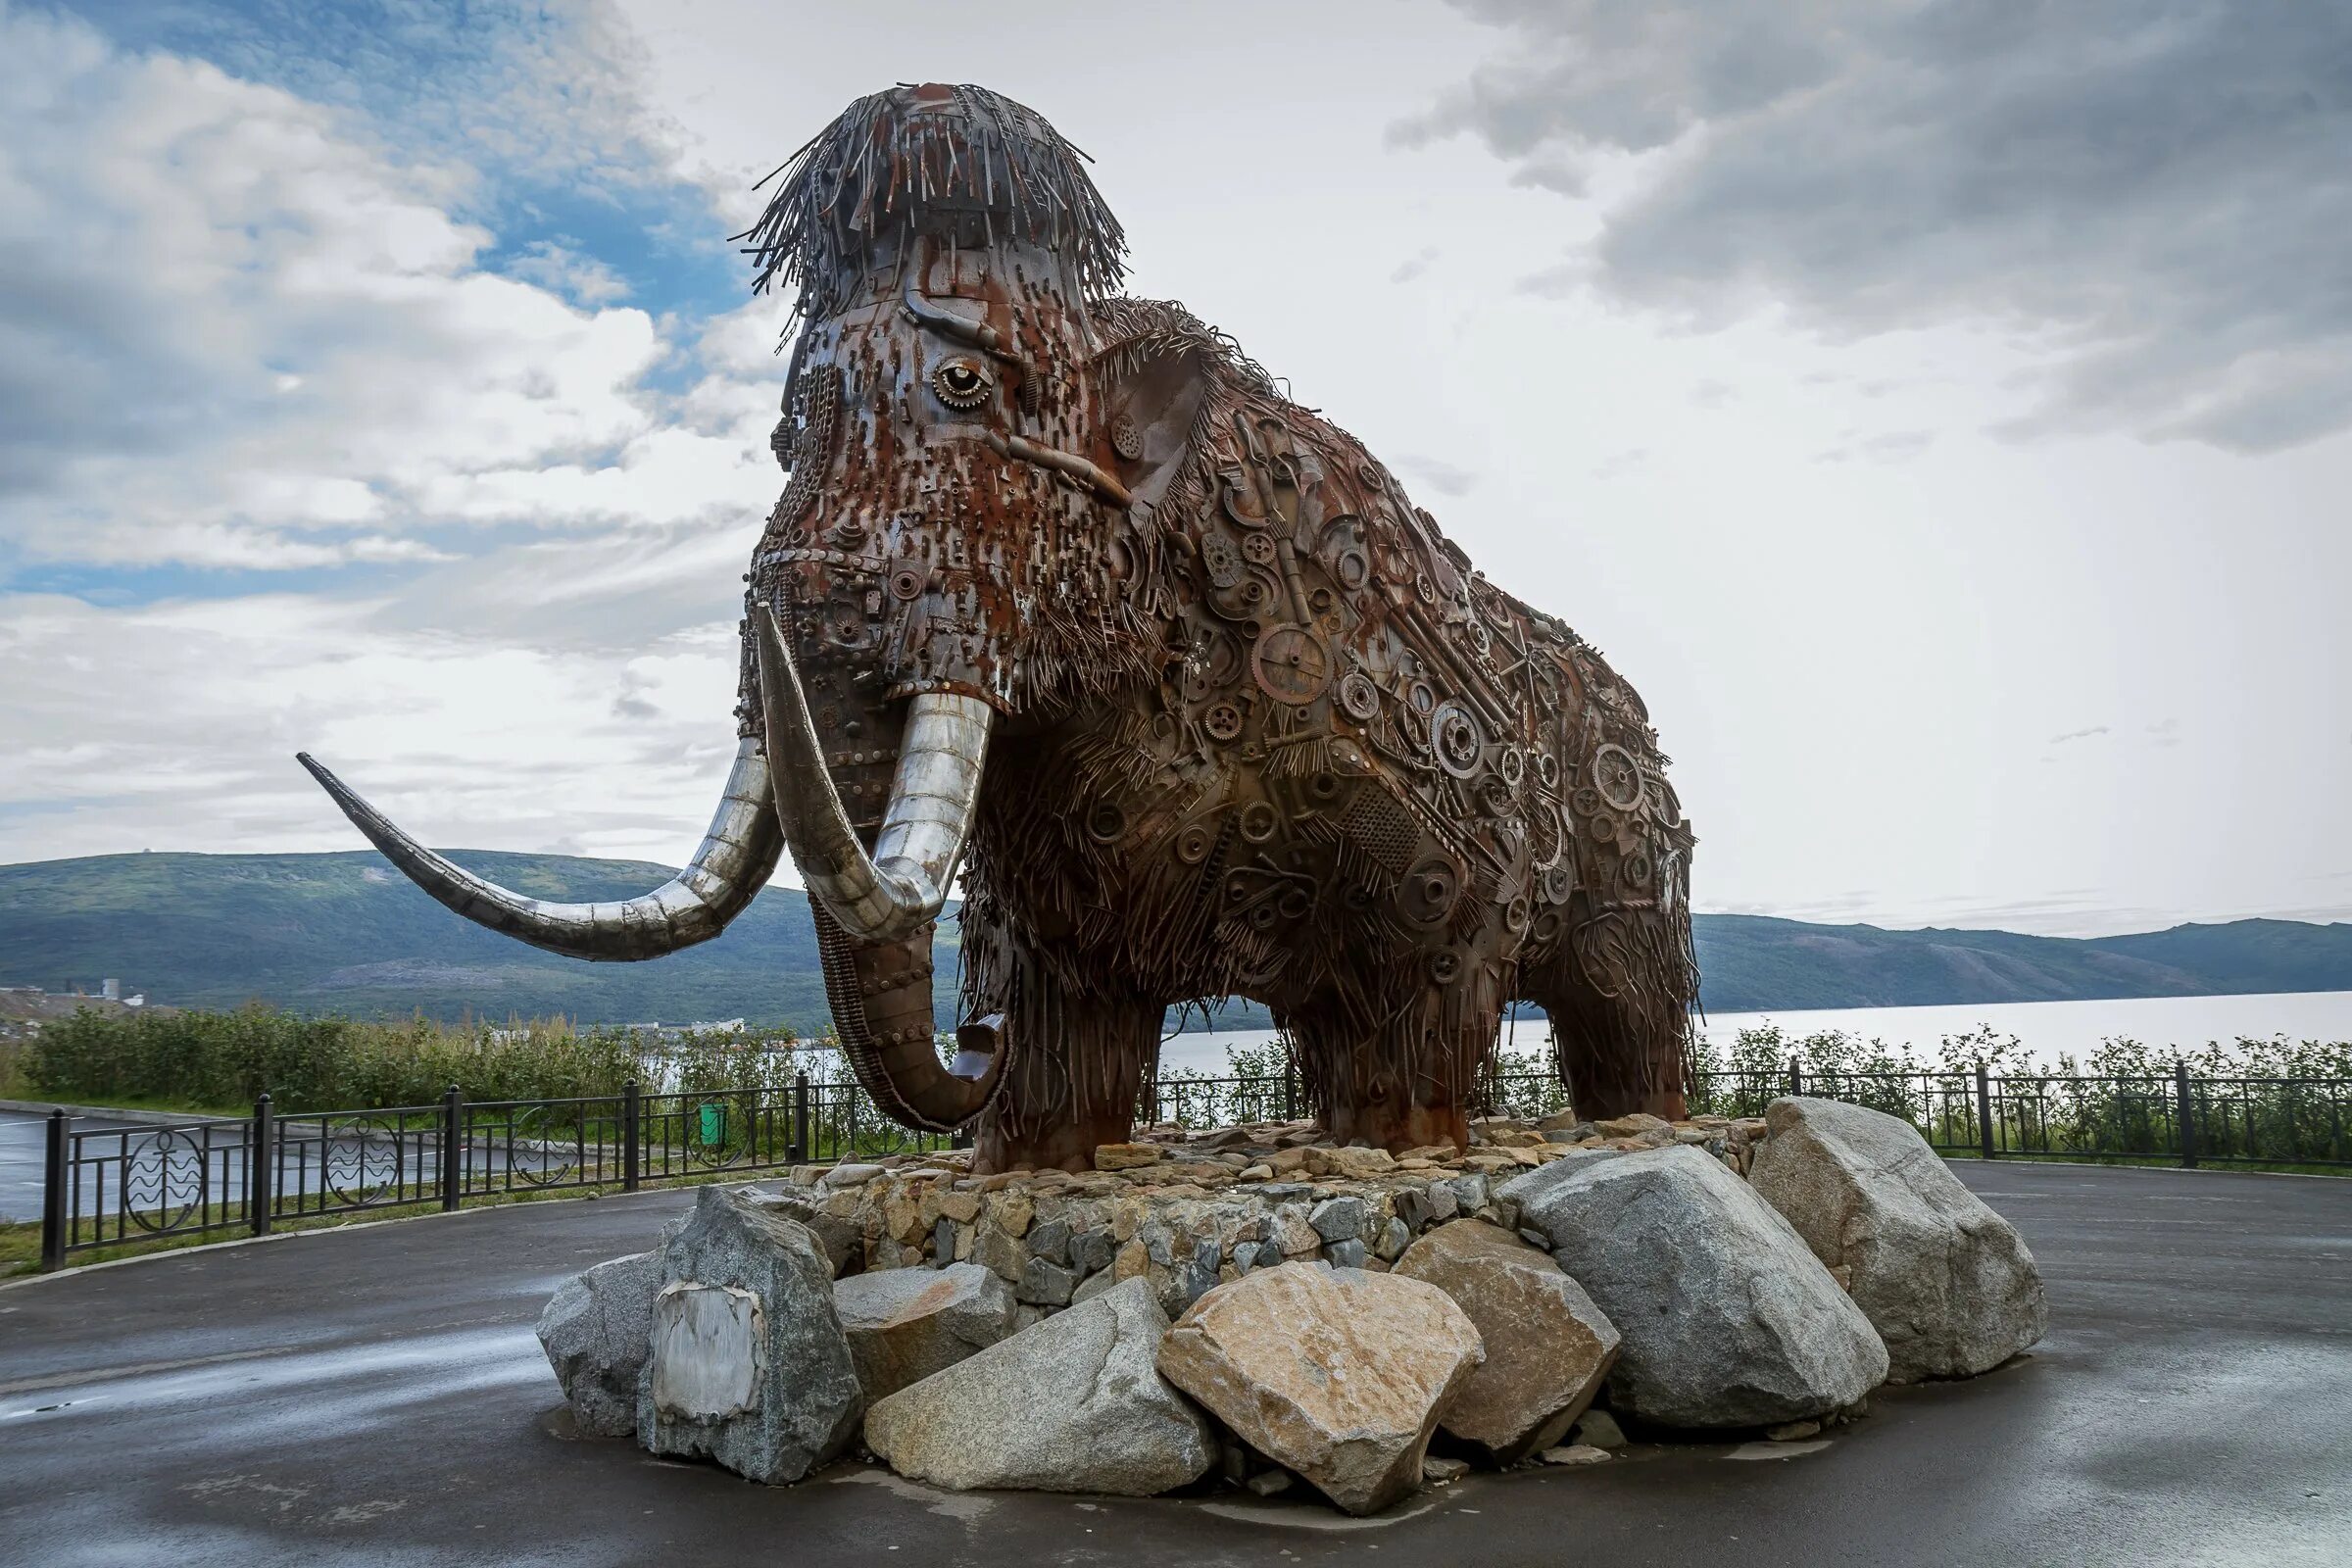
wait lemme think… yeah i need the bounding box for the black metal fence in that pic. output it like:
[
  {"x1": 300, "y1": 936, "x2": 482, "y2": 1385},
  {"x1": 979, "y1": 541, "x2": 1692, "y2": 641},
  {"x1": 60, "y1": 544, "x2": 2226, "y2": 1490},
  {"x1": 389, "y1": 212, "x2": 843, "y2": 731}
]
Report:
[
  {"x1": 1144, "y1": 1059, "x2": 2352, "y2": 1171},
  {"x1": 36, "y1": 1060, "x2": 2351, "y2": 1269},
  {"x1": 36, "y1": 1075, "x2": 960, "y2": 1269}
]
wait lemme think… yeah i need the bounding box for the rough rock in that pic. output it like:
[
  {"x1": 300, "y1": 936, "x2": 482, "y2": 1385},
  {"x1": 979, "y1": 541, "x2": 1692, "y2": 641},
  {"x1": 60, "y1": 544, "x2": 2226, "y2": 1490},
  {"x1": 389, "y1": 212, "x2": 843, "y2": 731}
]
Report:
[
  {"x1": 536, "y1": 1250, "x2": 662, "y2": 1438},
  {"x1": 1503, "y1": 1146, "x2": 1886, "y2": 1429},
  {"x1": 1540, "y1": 1444, "x2": 1611, "y2": 1466},
  {"x1": 1592, "y1": 1113, "x2": 1670, "y2": 1140},
  {"x1": 1393, "y1": 1220, "x2": 1620, "y2": 1463},
  {"x1": 1444, "y1": 1174, "x2": 1487, "y2": 1215},
  {"x1": 973, "y1": 1219, "x2": 1027, "y2": 1281},
  {"x1": 1026, "y1": 1218, "x2": 1073, "y2": 1264},
  {"x1": 753, "y1": 1187, "x2": 862, "y2": 1278},
  {"x1": 1320, "y1": 1147, "x2": 1397, "y2": 1180},
  {"x1": 1310, "y1": 1195, "x2": 1368, "y2": 1242},
  {"x1": 1156, "y1": 1262, "x2": 1484, "y2": 1515},
  {"x1": 1748, "y1": 1096, "x2": 2047, "y2": 1381},
  {"x1": 1071, "y1": 1227, "x2": 1117, "y2": 1276},
  {"x1": 1096, "y1": 1144, "x2": 1164, "y2": 1171},
  {"x1": 832, "y1": 1262, "x2": 1018, "y2": 1402},
  {"x1": 862, "y1": 1278, "x2": 1213, "y2": 1495},
  {"x1": 1571, "y1": 1408, "x2": 1626, "y2": 1450},
  {"x1": 1019, "y1": 1256, "x2": 1081, "y2": 1307},
  {"x1": 638, "y1": 1186, "x2": 863, "y2": 1484}
]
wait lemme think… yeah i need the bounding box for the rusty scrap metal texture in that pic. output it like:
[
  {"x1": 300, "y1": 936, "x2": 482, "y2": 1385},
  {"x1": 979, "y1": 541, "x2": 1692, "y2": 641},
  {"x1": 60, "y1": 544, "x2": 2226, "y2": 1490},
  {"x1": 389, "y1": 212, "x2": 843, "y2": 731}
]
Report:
[
  {"x1": 301, "y1": 81, "x2": 1699, "y2": 1174},
  {"x1": 738, "y1": 83, "x2": 1698, "y2": 1170}
]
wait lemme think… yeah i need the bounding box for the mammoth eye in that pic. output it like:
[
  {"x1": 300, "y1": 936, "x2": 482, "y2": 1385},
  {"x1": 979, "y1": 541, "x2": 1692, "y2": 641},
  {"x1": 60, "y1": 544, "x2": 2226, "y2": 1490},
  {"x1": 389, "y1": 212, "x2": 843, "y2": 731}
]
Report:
[{"x1": 930, "y1": 356, "x2": 995, "y2": 410}]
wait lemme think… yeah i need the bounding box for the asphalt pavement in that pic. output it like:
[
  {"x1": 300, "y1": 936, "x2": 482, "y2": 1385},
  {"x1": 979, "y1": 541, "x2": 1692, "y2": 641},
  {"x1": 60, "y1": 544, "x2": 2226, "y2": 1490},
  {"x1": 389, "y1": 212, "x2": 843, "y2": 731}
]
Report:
[
  {"x1": 0, "y1": 1106, "x2": 172, "y2": 1225},
  {"x1": 0, "y1": 1162, "x2": 2346, "y2": 1567},
  {"x1": 0, "y1": 1105, "x2": 51, "y2": 1222}
]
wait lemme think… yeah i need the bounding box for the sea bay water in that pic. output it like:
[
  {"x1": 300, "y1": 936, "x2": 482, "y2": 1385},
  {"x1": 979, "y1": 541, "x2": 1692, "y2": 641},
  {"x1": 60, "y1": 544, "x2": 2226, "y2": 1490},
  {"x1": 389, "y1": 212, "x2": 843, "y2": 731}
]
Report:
[{"x1": 1153, "y1": 990, "x2": 2352, "y2": 1076}]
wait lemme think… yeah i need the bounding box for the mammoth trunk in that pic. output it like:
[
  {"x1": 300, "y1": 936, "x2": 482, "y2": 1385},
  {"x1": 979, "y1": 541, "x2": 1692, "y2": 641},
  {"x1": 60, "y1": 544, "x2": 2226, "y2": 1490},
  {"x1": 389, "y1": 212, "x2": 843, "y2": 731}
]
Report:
[
  {"x1": 751, "y1": 604, "x2": 1010, "y2": 1135},
  {"x1": 809, "y1": 904, "x2": 978, "y2": 1133}
]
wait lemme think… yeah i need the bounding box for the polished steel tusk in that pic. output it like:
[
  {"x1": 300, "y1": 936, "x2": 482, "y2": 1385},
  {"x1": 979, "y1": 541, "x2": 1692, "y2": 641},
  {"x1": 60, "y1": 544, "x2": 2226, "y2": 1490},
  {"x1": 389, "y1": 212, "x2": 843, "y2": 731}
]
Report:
[
  {"x1": 751, "y1": 603, "x2": 992, "y2": 942},
  {"x1": 294, "y1": 740, "x2": 784, "y2": 961}
]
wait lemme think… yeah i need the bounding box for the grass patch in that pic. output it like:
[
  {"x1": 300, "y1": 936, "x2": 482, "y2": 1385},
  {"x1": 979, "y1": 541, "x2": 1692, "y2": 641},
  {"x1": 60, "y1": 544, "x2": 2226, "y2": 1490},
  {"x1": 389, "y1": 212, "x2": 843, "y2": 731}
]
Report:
[
  {"x1": 15, "y1": 1004, "x2": 809, "y2": 1112},
  {"x1": 0, "y1": 1222, "x2": 35, "y2": 1280}
]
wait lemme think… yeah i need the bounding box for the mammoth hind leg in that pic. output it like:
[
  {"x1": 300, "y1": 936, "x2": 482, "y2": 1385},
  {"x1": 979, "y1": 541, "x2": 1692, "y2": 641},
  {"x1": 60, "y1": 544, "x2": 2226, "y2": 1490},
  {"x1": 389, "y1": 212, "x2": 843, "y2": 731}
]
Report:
[{"x1": 1522, "y1": 906, "x2": 1698, "y2": 1123}]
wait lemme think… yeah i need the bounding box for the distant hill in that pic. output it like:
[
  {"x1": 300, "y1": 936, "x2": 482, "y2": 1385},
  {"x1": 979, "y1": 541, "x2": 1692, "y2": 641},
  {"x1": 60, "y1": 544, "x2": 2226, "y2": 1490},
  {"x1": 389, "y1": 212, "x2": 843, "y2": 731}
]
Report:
[{"x1": 2, "y1": 851, "x2": 2348, "y2": 1032}]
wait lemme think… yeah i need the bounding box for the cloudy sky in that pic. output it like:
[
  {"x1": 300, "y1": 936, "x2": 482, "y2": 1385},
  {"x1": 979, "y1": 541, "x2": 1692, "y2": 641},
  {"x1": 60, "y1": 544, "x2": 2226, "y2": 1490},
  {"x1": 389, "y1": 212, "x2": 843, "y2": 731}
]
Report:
[{"x1": 2, "y1": 0, "x2": 2345, "y2": 937}]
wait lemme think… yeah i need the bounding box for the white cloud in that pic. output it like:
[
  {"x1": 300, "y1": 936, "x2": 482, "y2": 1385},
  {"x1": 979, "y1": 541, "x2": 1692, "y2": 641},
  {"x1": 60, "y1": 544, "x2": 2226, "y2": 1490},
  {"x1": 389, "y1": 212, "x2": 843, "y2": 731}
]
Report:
[
  {"x1": 1399, "y1": 0, "x2": 2352, "y2": 452},
  {"x1": 0, "y1": 7, "x2": 786, "y2": 868},
  {"x1": 0, "y1": 7, "x2": 702, "y2": 570},
  {"x1": 4, "y1": 0, "x2": 2348, "y2": 946},
  {"x1": 504, "y1": 240, "x2": 634, "y2": 306},
  {"x1": 0, "y1": 589, "x2": 748, "y2": 866}
]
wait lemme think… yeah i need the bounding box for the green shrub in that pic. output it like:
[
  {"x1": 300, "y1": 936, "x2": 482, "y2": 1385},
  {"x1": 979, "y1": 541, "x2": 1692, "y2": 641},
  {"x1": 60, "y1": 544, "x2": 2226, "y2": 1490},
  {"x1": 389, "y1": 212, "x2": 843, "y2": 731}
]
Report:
[{"x1": 23, "y1": 1005, "x2": 801, "y2": 1112}]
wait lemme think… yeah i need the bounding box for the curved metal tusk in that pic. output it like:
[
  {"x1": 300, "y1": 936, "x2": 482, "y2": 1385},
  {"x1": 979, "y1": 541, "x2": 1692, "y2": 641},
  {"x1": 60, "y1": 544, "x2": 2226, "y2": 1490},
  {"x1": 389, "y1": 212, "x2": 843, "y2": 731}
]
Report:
[
  {"x1": 983, "y1": 429, "x2": 1133, "y2": 507},
  {"x1": 295, "y1": 741, "x2": 784, "y2": 962},
  {"x1": 752, "y1": 604, "x2": 991, "y2": 942}
]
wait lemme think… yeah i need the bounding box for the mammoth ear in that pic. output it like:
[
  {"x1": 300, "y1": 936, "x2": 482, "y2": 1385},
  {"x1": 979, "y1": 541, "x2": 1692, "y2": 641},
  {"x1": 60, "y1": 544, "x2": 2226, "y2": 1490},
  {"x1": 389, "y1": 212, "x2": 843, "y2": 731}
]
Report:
[
  {"x1": 1090, "y1": 306, "x2": 1218, "y2": 515},
  {"x1": 1096, "y1": 333, "x2": 1213, "y2": 512}
]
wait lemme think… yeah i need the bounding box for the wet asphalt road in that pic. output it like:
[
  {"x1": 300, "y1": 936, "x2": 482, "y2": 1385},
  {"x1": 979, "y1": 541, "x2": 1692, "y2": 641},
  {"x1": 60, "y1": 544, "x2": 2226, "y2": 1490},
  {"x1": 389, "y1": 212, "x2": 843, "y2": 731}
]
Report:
[
  {"x1": 0, "y1": 1107, "x2": 147, "y2": 1224},
  {"x1": 0, "y1": 1106, "x2": 54, "y2": 1222},
  {"x1": 0, "y1": 1163, "x2": 2345, "y2": 1568}
]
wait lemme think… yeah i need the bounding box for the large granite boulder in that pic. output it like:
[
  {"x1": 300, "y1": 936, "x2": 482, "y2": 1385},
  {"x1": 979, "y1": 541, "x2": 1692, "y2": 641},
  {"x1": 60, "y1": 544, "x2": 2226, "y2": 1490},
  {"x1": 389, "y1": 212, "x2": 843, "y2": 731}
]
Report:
[
  {"x1": 1503, "y1": 1145, "x2": 1886, "y2": 1429},
  {"x1": 536, "y1": 1250, "x2": 662, "y2": 1438},
  {"x1": 1748, "y1": 1096, "x2": 2047, "y2": 1381},
  {"x1": 862, "y1": 1277, "x2": 1214, "y2": 1495},
  {"x1": 752, "y1": 1185, "x2": 862, "y2": 1278},
  {"x1": 1156, "y1": 1261, "x2": 1484, "y2": 1515},
  {"x1": 638, "y1": 1185, "x2": 863, "y2": 1484},
  {"x1": 833, "y1": 1262, "x2": 1019, "y2": 1402},
  {"x1": 1392, "y1": 1220, "x2": 1620, "y2": 1463}
]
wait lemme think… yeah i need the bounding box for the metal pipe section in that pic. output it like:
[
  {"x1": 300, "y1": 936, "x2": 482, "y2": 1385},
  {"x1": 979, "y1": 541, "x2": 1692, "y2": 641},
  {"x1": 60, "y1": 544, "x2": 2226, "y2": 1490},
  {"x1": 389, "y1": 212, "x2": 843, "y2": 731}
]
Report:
[
  {"x1": 293, "y1": 740, "x2": 784, "y2": 961},
  {"x1": 901, "y1": 276, "x2": 1028, "y2": 367},
  {"x1": 983, "y1": 429, "x2": 1133, "y2": 507}
]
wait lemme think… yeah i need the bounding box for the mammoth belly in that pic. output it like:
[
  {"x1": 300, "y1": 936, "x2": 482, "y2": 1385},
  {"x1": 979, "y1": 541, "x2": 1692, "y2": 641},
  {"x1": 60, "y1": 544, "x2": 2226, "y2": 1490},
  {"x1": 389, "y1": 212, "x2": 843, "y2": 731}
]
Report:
[{"x1": 972, "y1": 703, "x2": 1556, "y2": 1009}]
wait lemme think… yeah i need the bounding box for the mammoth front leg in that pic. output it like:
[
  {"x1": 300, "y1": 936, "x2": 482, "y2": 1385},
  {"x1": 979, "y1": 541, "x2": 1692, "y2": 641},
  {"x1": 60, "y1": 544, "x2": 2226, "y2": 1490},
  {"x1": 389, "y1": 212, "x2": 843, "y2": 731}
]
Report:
[
  {"x1": 966, "y1": 936, "x2": 1159, "y2": 1174},
  {"x1": 1289, "y1": 967, "x2": 1502, "y2": 1152}
]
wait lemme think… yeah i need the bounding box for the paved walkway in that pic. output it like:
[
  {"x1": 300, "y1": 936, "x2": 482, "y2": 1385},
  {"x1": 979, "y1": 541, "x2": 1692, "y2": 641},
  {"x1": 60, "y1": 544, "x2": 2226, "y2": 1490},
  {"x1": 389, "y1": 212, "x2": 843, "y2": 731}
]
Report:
[{"x1": 0, "y1": 1163, "x2": 2345, "y2": 1567}]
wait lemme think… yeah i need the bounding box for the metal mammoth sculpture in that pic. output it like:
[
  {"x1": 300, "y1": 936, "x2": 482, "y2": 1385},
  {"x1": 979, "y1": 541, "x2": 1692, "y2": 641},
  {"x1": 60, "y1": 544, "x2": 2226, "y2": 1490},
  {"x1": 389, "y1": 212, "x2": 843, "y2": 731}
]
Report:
[{"x1": 301, "y1": 83, "x2": 1700, "y2": 1172}]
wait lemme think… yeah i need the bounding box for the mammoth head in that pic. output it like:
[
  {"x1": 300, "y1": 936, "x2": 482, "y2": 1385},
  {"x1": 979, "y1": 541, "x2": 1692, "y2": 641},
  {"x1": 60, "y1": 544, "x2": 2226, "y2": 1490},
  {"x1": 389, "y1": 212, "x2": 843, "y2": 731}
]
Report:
[
  {"x1": 296, "y1": 84, "x2": 1170, "y2": 1142},
  {"x1": 722, "y1": 85, "x2": 1179, "y2": 1135},
  {"x1": 741, "y1": 81, "x2": 1155, "y2": 719}
]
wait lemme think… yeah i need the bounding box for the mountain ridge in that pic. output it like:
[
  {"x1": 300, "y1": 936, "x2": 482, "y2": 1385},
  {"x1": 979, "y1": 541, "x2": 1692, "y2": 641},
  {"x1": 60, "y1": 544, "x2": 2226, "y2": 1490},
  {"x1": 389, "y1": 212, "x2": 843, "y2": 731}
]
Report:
[{"x1": 4, "y1": 851, "x2": 2348, "y2": 1031}]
